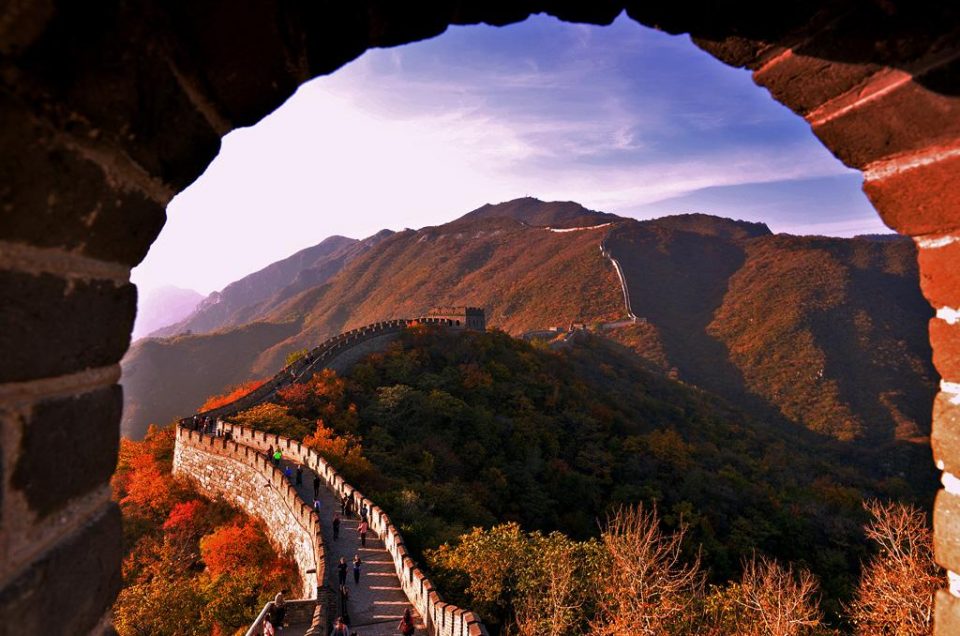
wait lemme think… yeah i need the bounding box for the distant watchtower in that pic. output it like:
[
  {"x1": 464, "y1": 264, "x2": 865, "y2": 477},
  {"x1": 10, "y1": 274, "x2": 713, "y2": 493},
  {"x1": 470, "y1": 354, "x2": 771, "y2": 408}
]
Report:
[{"x1": 425, "y1": 307, "x2": 486, "y2": 330}]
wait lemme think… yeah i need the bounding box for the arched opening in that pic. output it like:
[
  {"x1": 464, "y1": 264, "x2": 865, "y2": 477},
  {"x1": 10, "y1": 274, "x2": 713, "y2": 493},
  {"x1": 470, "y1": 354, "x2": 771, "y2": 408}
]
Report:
[{"x1": 1, "y1": 3, "x2": 958, "y2": 633}]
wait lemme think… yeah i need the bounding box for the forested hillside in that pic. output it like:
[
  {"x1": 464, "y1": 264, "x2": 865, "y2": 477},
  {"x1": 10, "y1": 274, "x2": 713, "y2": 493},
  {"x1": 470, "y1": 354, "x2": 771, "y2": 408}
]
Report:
[
  {"x1": 217, "y1": 326, "x2": 937, "y2": 617},
  {"x1": 122, "y1": 198, "x2": 936, "y2": 454}
]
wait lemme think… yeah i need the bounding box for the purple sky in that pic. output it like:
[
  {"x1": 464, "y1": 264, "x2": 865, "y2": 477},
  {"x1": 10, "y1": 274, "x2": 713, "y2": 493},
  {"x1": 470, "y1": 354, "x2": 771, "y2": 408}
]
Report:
[{"x1": 132, "y1": 13, "x2": 889, "y2": 296}]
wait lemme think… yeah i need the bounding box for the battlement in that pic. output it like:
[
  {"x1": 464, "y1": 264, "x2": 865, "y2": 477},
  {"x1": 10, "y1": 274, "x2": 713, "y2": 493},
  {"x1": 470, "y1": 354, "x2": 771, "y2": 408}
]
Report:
[{"x1": 424, "y1": 307, "x2": 486, "y2": 330}]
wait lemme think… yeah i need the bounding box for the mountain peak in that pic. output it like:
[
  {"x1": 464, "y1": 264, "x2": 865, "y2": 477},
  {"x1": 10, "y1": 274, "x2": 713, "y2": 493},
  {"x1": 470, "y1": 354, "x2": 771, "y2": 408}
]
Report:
[
  {"x1": 642, "y1": 213, "x2": 772, "y2": 240},
  {"x1": 456, "y1": 197, "x2": 622, "y2": 228}
]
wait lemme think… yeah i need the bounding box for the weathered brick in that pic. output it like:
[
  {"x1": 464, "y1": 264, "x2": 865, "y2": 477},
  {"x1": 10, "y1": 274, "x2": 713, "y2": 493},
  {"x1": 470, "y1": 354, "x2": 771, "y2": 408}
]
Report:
[
  {"x1": 919, "y1": 240, "x2": 960, "y2": 309},
  {"x1": 0, "y1": 94, "x2": 167, "y2": 265},
  {"x1": 0, "y1": 271, "x2": 135, "y2": 383},
  {"x1": 812, "y1": 72, "x2": 960, "y2": 169},
  {"x1": 932, "y1": 392, "x2": 960, "y2": 474},
  {"x1": 936, "y1": 591, "x2": 960, "y2": 636},
  {"x1": 934, "y1": 490, "x2": 960, "y2": 573},
  {"x1": 0, "y1": 503, "x2": 121, "y2": 635},
  {"x1": 11, "y1": 386, "x2": 120, "y2": 518},
  {"x1": 864, "y1": 153, "x2": 960, "y2": 236},
  {"x1": 932, "y1": 319, "x2": 960, "y2": 381},
  {"x1": 755, "y1": 54, "x2": 880, "y2": 116}
]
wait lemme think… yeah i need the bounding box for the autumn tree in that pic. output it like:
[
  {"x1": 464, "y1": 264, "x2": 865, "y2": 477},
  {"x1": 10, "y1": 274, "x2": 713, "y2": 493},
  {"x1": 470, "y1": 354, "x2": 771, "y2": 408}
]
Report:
[
  {"x1": 733, "y1": 555, "x2": 823, "y2": 636},
  {"x1": 199, "y1": 378, "x2": 267, "y2": 412},
  {"x1": 847, "y1": 500, "x2": 941, "y2": 635},
  {"x1": 591, "y1": 505, "x2": 704, "y2": 636}
]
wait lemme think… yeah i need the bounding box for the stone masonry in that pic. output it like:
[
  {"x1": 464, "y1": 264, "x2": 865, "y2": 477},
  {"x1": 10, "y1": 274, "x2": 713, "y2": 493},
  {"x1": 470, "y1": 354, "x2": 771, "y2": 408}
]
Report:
[
  {"x1": 173, "y1": 428, "x2": 323, "y2": 599},
  {"x1": 1, "y1": 2, "x2": 958, "y2": 633}
]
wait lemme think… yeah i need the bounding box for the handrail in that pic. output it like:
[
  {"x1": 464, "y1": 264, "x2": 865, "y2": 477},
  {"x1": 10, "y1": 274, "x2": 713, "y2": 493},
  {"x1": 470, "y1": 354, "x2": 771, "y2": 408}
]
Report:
[{"x1": 244, "y1": 602, "x2": 274, "y2": 636}]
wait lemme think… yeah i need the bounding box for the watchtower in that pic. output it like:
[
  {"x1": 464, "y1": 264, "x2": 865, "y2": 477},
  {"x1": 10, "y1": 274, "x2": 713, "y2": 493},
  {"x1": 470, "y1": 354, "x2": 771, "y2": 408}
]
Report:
[{"x1": 425, "y1": 307, "x2": 486, "y2": 330}]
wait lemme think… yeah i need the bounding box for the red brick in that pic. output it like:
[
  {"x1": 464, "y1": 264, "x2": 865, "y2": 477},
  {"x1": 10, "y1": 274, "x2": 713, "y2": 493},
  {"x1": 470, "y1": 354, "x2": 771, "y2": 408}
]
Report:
[
  {"x1": 919, "y1": 240, "x2": 960, "y2": 308},
  {"x1": 936, "y1": 591, "x2": 960, "y2": 636},
  {"x1": 933, "y1": 392, "x2": 960, "y2": 474},
  {"x1": 811, "y1": 73, "x2": 960, "y2": 169},
  {"x1": 932, "y1": 319, "x2": 960, "y2": 381},
  {"x1": 864, "y1": 153, "x2": 960, "y2": 236},
  {"x1": 935, "y1": 490, "x2": 960, "y2": 572},
  {"x1": 755, "y1": 53, "x2": 880, "y2": 116}
]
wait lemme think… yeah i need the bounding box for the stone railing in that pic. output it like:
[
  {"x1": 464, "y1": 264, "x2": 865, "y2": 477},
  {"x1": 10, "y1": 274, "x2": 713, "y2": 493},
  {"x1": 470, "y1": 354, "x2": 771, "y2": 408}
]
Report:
[
  {"x1": 195, "y1": 319, "x2": 416, "y2": 421},
  {"x1": 219, "y1": 423, "x2": 489, "y2": 636},
  {"x1": 244, "y1": 600, "x2": 319, "y2": 636},
  {"x1": 173, "y1": 426, "x2": 326, "y2": 608}
]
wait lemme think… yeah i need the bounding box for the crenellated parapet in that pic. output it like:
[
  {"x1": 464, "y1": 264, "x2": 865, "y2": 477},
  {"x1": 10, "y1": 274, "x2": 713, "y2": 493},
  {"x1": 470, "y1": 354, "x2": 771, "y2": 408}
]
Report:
[
  {"x1": 218, "y1": 423, "x2": 489, "y2": 636},
  {"x1": 172, "y1": 426, "x2": 325, "y2": 602},
  {"x1": 176, "y1": 315, "x2": 489, "y2": 635}
]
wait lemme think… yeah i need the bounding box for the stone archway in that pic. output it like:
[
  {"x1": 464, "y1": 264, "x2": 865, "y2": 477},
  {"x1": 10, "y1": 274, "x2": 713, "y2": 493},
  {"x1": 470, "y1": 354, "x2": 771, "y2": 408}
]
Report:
[{"x1": 1, "y1": 2, "x2": 958, "y2": 633}]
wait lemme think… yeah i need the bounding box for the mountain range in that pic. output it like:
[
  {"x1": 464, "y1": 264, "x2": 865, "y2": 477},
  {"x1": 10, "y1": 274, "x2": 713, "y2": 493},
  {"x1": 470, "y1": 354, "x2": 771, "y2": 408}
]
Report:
[{"x1": 121, "y1": 198, "x2": 936, "y2": 464}]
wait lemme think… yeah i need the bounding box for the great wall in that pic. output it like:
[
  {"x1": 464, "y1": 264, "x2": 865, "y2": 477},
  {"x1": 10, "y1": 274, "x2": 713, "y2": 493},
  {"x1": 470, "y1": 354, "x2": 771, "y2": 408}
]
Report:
[{"x1": 173, "y1": 309, "x2": 489, "y2": 636}]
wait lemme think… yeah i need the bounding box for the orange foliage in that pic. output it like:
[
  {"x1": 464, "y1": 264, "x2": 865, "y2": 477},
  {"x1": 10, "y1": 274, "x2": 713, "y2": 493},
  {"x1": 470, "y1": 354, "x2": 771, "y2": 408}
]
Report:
[
  {"x1": 120, "y1": 448, "x2": 173, "y2": 515},
  {"x1": 304, "y1": 420, "x2": 372, "y2": 477},
  {"x1": 200, "y1": 518, "x2": 273, "y2": 578},
  {"x1": 163, "y1": 500, "x2": 206, "y2": 533},
  {"x1": 200, "y1": 379, "x2": 268, "y2": 412}
]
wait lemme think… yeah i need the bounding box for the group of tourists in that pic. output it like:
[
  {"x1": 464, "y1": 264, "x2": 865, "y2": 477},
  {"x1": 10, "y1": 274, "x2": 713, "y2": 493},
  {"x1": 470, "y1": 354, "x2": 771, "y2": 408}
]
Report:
[
  {"x1": 189, "y1": 414, "x2": 222, "y2": 436},
  {"x1": 327, "y1": 608, "x2": 415, "y2": 636},
  {"x1": 257, "y1": 448, "x2": 419, "y2": 635}
]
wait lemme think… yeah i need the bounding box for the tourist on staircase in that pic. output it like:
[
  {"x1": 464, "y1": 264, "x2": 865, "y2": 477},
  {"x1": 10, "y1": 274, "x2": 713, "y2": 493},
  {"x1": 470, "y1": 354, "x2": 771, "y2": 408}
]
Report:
[
  {"x1": 333, "y1": 513, "x2": 341, "y2": 540},
  {"x1": 397, "y1": 609, "x2": 415, "y2": 636},
  {"x1": 332, "y1": 616, "x2": 349, "y2": 636},
  {"x1": 357, "y1": 519, "x2": 369, "y2": 547},
  {"x1": 352, "y1": 554, "x2": 362, "y2": 585},
  {"x1": 272, "y1": 590, "x2": 286, "y2": 630},
  {"x1": 313, "y1": 474, "x2": 321, "y2": 499},
  {"x1": 338, "y1": 557, "x2": 348, "y2": 587}
]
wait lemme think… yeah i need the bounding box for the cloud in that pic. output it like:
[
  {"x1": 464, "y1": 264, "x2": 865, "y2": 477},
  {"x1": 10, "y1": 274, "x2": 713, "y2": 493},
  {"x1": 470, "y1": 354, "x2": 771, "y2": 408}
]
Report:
[{"x1": 132, "y1": 13, "x2": 881, "y2": 296}]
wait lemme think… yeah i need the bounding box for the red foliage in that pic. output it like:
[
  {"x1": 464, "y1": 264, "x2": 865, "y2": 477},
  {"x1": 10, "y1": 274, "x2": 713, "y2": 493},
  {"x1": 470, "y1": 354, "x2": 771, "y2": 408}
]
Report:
[
  {"x1": 163, "y1": 500, "x2": 206, "y2": 533},
  {"x1": 200, "y1": 518, "x2": 273, "y2": 578},
  {"x1": 200, "y1": 379, "x2": 268, "y2": 412}
]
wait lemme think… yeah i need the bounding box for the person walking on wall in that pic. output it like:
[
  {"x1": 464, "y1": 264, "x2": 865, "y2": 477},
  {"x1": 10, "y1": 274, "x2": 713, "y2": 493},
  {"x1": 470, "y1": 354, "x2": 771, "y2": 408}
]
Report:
[
  {"x1": 262, "y1": 618, "x2": 275, "y2": 636},
  {"x1": 272, "y1": 590, "x2": 287, "y2": 629},
  {"x1": 352, "y1": 554, "x2": 362, "y2": 585},
  {"x1": 358, "y1": 519, "x2": 369, "y2": 548},
  {"x1": 333, "y1": 513, "x2": 341, "y2": 540},
  {"x1": 338, "y1": 557, "x2": 348, "y2": 587},
  {"x1": 360, "y1": 503, "x2": 368, "y2": 523},
  {"x1": 340, "y1": 494, "x2": 348, "y2": 516},
  {"x1": 313, "y1": 497, "x2": 321, "y2": 514},
  {"x1": 273, "y1": 449, "x2": 282, "y2": 467},
  {"x1": 397, "y1": 608, "x2": 415, "y2": 636},
  {"x1": 332, "y1": 617, "x2": 349, "y2": 636},
  {"x1": 295, "y1": 463, "x2": 303, "y2": 486},
  {"x1": 313, "y1": 474, "x2": 321, "y2": 499}
]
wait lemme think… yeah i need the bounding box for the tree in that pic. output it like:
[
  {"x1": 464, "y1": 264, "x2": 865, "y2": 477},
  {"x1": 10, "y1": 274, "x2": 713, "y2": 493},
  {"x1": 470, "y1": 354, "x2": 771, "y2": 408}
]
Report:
[
  {"x1": 199, "y1": 379, "x2": 267, "y2": 412},
  {"x1": 591, "y1": 505, "x2": 704, "y2": 636},
  {"x1": 847, "y1": 500, "x2": 941, "y2": 635},
  {"x1": 233, "y1": 402, "x2": 311, "y2": 439},
  {"x1": 735, "y1": 555, "x2": 823, "y2": 636}
]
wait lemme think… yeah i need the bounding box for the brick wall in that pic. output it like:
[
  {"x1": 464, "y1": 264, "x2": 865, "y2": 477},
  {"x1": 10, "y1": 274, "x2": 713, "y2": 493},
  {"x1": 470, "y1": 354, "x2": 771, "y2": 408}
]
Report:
[
  {"x1": 2, "y1": 2, "x2": 957, "y2": 633},
  {"x1": 220, "y1": 424, "x2": 488, "y2": 636},
  {"x1": 173, "y1": 427, "x2": 324, "y2": 600}
]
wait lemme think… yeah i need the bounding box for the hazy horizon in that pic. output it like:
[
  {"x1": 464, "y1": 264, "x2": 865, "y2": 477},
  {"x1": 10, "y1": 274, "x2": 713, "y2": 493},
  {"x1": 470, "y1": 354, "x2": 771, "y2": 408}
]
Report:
[{"x1": 132, "y1": 12, "x2": 890, "y2": 297}]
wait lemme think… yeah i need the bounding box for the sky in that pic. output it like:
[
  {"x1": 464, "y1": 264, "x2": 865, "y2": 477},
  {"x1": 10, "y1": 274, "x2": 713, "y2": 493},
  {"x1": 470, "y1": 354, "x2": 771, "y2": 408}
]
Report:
[{"x1": 132, "y1": 13, "x2": 889, "y2": 296}]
